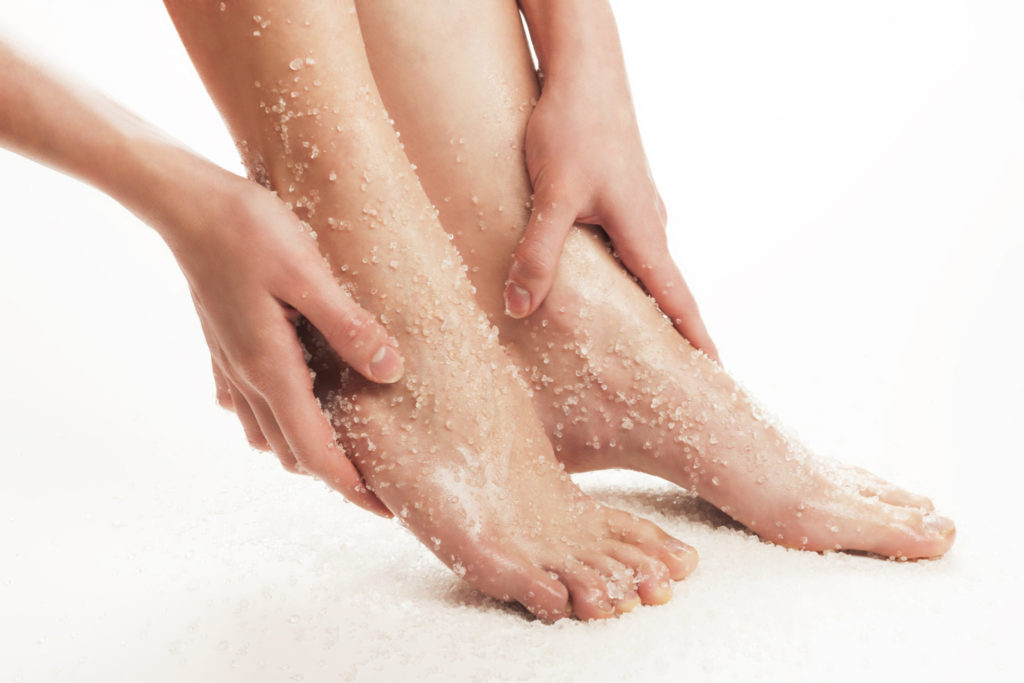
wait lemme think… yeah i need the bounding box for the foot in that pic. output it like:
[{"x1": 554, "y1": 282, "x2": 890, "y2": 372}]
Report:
[
  {"x1": 498, "y1": 229, "x2": 956, "y2": 559},
  {"x1": 170, "y1": 0, "x2": 696, "y2": 619},
  {"x1": 298, "y1": 269, "x2": 696, "y2": 620},
  {"x1": 288, "y1": 133, "x2": 694, "y2": 621},
  {"x1": 342, "y1": 0, "x2": 954, "y2": 560}
]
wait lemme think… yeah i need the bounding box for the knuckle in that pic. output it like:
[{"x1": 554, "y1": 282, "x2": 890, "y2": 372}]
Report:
[
  {"x1": 238, "y1": 350, "x2": 279, "y2": 390},
  {"x1": 248, "y1": 436, "x2": 271, "y2": 451},
  {"x1": 278, "y1": 456, "x2": 303, "y2": 475},
  {"x1": 656, "y1": 195, "x2": 668, "y2": 225},
  {"x1": 535, "y1": 169, "x2": 581, "y2": 206},
  {"x1": 513, "y1": 240, "x2": 555, "y2": 282},
  {"x1": 612, "y1": 239, "x2": 646, "y2": 267},
  {"x1": 326, "y1": 311, "x2": 386, "y2": 359},
  {"x1": 274, "y1": 263, "x2": 310, "y2": 300},
  {"x1": 290, "y1": 450, "x2": 324, "y2": 478}
]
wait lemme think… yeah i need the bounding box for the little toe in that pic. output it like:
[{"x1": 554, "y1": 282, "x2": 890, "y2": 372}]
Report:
[{"x1": 552, "y1": 560, "x2": 618, "y2": 621}]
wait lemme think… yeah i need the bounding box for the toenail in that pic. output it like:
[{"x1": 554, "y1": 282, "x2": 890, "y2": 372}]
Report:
[
  {"x1": 617, "y1": 592, "x2": 641, "y2": 613},
  {"x1": 650, "y1": 582, "x2": 673, "y2": 604},
  {"x1": 925, "y1": 514, "x2": 956, "y2": 536},
  {"x1": 665, "y1": 538, "x2": 695, "y2": 557}
]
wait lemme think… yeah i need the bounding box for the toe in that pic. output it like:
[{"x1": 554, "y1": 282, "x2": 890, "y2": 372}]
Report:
[
  {"x1": 876, "y1": 487, "x2": 935, "y2": 512},
  {"x1": 854, "y1": 467, "x2": 935, "y2": 511},
  {"x1": 552, "y1": 559, "x2": 617, "y2": 621},
  {"x1": 827, "y1": 505, "x2": 956, "y2": 559},
  {"x1": 604, "y1": 509, "x2": 697, "y2": 580},
  {"x1": 461, "y1": 546, "x2": 571, "y2": 621},
  {"x1": 572, "y1": 550, "x2": 642, "y2": 614},
  {"x1": 605, "y1": 540, "x2": 674, "y2": 605},
  {"x1": 873, "y1": 509, "x2": 955, "y2": 559},
  {"x1": 656, "y1": 538, "x2": 699, "y2": 581}
]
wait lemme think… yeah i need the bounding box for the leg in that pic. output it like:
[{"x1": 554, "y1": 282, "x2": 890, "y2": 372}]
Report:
[
  {"x1": 354, "y1": 0, "x2": 955, "y2": 558},
  {"x1": 164, "y1": 0, "x2": 695, "y2": 620}
]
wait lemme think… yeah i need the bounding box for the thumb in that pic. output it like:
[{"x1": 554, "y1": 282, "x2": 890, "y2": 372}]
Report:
[
  {"x1": 300, "y1": 273, "x2": 404, "y2": 384},
  {"x1": 505, "y1": 186, "x2": 578, "y2": 318}
]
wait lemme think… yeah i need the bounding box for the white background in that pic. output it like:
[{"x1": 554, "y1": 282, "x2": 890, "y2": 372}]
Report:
[{"x1": 1, "y1": 1, "x2": 1021, "y2": 681}]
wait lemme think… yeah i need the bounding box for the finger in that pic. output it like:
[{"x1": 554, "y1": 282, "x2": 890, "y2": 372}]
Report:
[
  {"x1": 646, "y1": 262, "x2": 719, "y2": 363},
  {"x1": 226, "y1": 382, "x2": 270, "y2": 452},
  {"x1": 211, "y1": 357, "x2": 234, "y2": 410},
  {"x1": 605, "y1": 214, "x2": 720, "y2": 363},
  {"x1": 243, "y1": 388, "x2": 302, "y2": 474},
  {"x1": 505, "y1": 185, "x2": 579, "y2": 318},
  {"x1": 263, "y1": 343, "x2": 393, "y2": 518},
  {"x1": 299, "y1": 273, "x2": 404, "y2": 385}
]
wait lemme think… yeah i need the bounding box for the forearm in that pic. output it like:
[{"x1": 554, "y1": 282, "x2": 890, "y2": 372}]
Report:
[
  {"x1": 517, "y1": 0, "x2": 629, "y2": 92},
  {"x1": 0, "y1": 40, "x2": 234, "y2": 249}
]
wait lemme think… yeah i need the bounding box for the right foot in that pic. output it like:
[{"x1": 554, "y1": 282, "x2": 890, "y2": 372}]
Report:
[{"x1": 297, "y1": 203, "x2": 696, "y2": 620}]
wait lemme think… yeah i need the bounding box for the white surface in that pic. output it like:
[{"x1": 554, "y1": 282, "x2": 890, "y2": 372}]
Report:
[{"x1": 1, "y1": 1, "x2": 1021, "y2": 681}]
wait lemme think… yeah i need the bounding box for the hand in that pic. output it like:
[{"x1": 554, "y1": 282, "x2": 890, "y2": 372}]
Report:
[
  {"x1": 0, "y1": 39, "x2": 397, "y2": 514},
  {"x1": 165, "y1": 172, "x2": 401, "y2": 517},
  {"x1": 504, "y1": 76, "x2": 719, "y2": 362}
]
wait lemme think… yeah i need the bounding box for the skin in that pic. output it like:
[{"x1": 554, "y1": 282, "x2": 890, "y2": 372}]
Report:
[
  {"x1": 0, "y1": 39, "x2": 396, "y2": 515},
  {"x1": 164, "y1": 0, "x2": 697, "y2": 621},
  {"x1": 2, "y1": 0, "x2": 952, "y2": 629},
  {"x1": 508, "y1": 0, "x2": 718, "y2": 362},
  {"x1": 354, "y1": 0, "x2": 955, "y2": 559}
]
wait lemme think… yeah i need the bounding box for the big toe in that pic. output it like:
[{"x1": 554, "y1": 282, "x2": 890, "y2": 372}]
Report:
[
  {"x1": 877, "y1": 510, "x2": 956, "y2": 559},
  {"x1": 834, "y1": 506, "x2": 956, "y2": 559},
  {"x1": 461, "y1": 546, "x2": 571, "y2": 621}
]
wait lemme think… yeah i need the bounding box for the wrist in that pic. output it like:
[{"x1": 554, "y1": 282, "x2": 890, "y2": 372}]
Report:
[
  {"x1": 103, "y1": 127, "x2": 243, "y2": 253},
  {"x1": 519, "y1": 0, "x2": 627, "y2": 91}
]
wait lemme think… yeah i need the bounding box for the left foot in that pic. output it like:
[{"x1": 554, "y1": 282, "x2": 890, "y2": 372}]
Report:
[{"x1": 494, "y1": 228, "x2": 956, "y2": 560}]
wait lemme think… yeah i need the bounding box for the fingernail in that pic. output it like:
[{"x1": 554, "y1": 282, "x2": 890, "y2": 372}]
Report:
[
  {"x1": 504, "y1": 282, "x2": 531, "y2": 318},
  {"x1": 369, "y1": 345, "x2": 403, "y2": 383}
]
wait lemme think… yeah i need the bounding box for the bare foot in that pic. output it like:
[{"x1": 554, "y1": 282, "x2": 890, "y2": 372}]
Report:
[
  {"x1": 350, "y1": 0, "x2": 956, "y2": 560},
  {"x1": 300, "y1": 288, "x2": 696, "y2": 619},
  {"x1": 167, "y1": 0, "x2": 696, "y2": 620},
  {"x1": 294, "y1": 188, "x2": 696, "y2": 619},
  {"x1": 502, "y1": 233, "x2": 956, "y2": 559}
]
